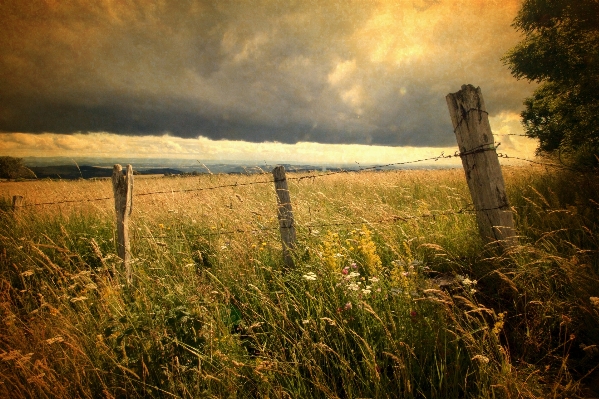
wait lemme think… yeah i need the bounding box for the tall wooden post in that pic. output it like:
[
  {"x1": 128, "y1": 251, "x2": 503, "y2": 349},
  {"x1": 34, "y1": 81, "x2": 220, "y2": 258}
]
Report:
[
  {"x1": 273, "y1": 166, "x2": 296, "y2": 269},
  {"x1": 112, "y1": 164, "x2": 133, "y2": 283},
  {"x1": 12, "y1": 195, "x2": 23, "y2": 212},
  {"x1": 446, "y1": 84, "x2": 517, "y2": 247}
]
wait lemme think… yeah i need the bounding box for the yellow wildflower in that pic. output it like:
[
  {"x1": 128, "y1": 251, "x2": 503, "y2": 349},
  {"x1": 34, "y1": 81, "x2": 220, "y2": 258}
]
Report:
[{"x1": 356, "y1": 226, "x2": 382, "y2": 275}]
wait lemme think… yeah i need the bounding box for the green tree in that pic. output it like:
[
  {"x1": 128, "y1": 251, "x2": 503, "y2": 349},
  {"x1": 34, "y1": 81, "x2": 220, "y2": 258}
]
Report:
[
  {"x1": 0, "y1": 156, "x2": 36, "y2": 179},
  {"x1": 503, "y1": 0, "x2": 599, "y2": 167}
]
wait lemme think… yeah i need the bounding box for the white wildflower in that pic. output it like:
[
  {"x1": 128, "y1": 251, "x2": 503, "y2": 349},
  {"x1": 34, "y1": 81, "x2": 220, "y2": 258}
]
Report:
[
  {"x1": 347, "y1": 283, "x2": 360, "y2": 291},
  {"x1": 303, "y1": 272, "x2": 317, "y2": 281},
  {"x1": 472, "y1": 355, "x2": 490, "y2": 364},
  {"x1": 462, "y1": 278, "x2": 477, "y2": 286}
]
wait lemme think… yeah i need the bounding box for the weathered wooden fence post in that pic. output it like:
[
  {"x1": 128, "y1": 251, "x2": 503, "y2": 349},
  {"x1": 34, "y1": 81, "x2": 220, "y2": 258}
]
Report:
[
  {"x1": 112, "y1": 164, "x2": 133, "y2": 283},
  {"x1": 12, "y1": 195, "x2": 23, "y2": 212},
  {"x1": 446, "y1": 84, "x2": 517, "y2": 247},
  {"x1": 273, "y1": 166, "x2": 296, "y2": 269}
]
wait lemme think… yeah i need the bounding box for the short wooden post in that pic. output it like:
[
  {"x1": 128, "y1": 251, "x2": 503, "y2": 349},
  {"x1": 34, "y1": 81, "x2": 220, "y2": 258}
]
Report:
[
  {"x1": 273, "y1": 166, "x2": 296, "y2": 269},
  {"x1": 12, "y1": 195, "x2": 23, "y2": 212},
  {"x1": 112, "y1": 164, "x2": 133, "y2": 283},
  {"x1": 446, "y1": 84, "x2": 517, "y2": 247}
]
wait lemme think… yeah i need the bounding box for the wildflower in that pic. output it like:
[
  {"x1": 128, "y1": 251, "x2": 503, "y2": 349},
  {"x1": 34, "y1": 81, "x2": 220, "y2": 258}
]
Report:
[
  {"x1": 356, "y1": 226, "x2": 382, "y2": 275},
  {"x1": 303, "y1": 272, "x2": 317, "y2": 281},
  {"x1": 351, "y1": 262, "x2": 358, "y2": 269},
  {"x1": 321, "y1": 231, "x2": 342, "y2": 271},
  {"x1": 492, "y1": 312, "x2": 506, "y2": 335},
  {"x1": 348, "y1": 272, "x2": 360, "y2": 278},
  {"x1": 410, "y1": 310, "x2": 417, "y2": 318},
  {"x1": 470, "y1": 288, "x2": 477, "y2": 294},
  {"x1": 591, "y1": 297, "x2": 599, "y2": 309},
  {"x1": 370, "y1": 277, "x2": 379, "y2": 283},
  {"x1": 159, "y1": 223, "x2": 165, "y2": 229},
  {"x1": 362, "y1": 288, "x2": 371, "y2": 295},
  {"x1": 462, "y1": 278, "x2": 476, "y2": 286},
  {"x1": 347, "y1": 283, "x2": 360, "y2": 291},
  {"x1": 344, "y1": 302, "x2": 353, "y2": 310},
  {"x1": 341, "y1": 267, "x2": 349, "y2": 275},
  {"x1": 472, "y1": 355, "x2": 490, "y2": 364},
  {"x1": 302, "y1": 319, "x2": 310, "y2": 324}
]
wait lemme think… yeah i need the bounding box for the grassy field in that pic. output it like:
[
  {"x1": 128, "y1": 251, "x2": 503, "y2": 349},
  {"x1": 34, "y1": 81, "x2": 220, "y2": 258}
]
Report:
[{"x1": 1, "y1": 166, "x2": 598, "y2": 398}]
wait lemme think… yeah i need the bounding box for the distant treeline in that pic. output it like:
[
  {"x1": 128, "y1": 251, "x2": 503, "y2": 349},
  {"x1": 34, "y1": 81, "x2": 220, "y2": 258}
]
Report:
[{"x1": 28, "y1": 165, "x2": 188, "y2": 180}]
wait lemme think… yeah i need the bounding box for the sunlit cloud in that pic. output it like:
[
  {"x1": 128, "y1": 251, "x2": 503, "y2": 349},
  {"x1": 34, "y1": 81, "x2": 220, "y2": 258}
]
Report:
[
  {"x1": 1, "y1": 129, "x2": 536, "y2": 167},
  {"x1": 0, "y1": 0, "x2": 534, "y2": 154}
]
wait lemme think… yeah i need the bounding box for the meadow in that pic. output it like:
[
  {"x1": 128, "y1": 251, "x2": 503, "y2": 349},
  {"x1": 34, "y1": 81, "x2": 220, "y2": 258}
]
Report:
[{"x1": 1, "y1": 165, "x2": 598, "y2": 398}]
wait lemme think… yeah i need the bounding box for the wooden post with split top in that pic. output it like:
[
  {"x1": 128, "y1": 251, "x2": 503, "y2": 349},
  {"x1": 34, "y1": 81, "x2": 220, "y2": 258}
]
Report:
[{"x1": 446, "y1": 84, "x2": 517, "y2": 247}]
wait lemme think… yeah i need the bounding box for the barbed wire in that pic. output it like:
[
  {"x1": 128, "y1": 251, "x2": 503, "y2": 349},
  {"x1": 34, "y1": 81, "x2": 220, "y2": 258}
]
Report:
[
  {"x1": 11, "y1": 149, "x2": 579, "y2": 208},
  {"x1": 498, "y1": 134, "x2": 529, "y2": 137},
  {"x1": 497, "y1": 153, "x2": 577, "y2": 170},
  {"x1": 14, "y1": 151, "x2": 461, "y2": 207},
  {"x1": 134, "y1": 179, "x2": 274, "y2": 197},
  {"x1": 19, "y1": 196, "x2": 113, "y2": 207}
]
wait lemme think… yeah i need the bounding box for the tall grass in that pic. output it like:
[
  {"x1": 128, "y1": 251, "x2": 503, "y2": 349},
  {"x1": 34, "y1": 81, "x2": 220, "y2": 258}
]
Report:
[{"x1": 1, "y1": 166, "x2": 598, "y2": 398}]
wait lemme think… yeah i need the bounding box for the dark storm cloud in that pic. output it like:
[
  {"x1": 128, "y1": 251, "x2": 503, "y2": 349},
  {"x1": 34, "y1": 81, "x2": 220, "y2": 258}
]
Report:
[{"x1": 0, "y1": 0, "x2": 532, "y2": 147}]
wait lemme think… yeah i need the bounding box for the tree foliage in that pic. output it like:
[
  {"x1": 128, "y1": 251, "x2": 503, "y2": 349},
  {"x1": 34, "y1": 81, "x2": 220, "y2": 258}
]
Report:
[
  {"x1": 0, "y1": 156, "x2": 36, "y2": 179},
  {"x1": 504, "y1": 0, "x2": 599, "y2": 167}
]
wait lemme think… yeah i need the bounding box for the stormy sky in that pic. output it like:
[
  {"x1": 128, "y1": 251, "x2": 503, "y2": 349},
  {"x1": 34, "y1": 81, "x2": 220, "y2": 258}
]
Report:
[{"x1": 0, "y1": 0, "x2": 535, "y2": 159}]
